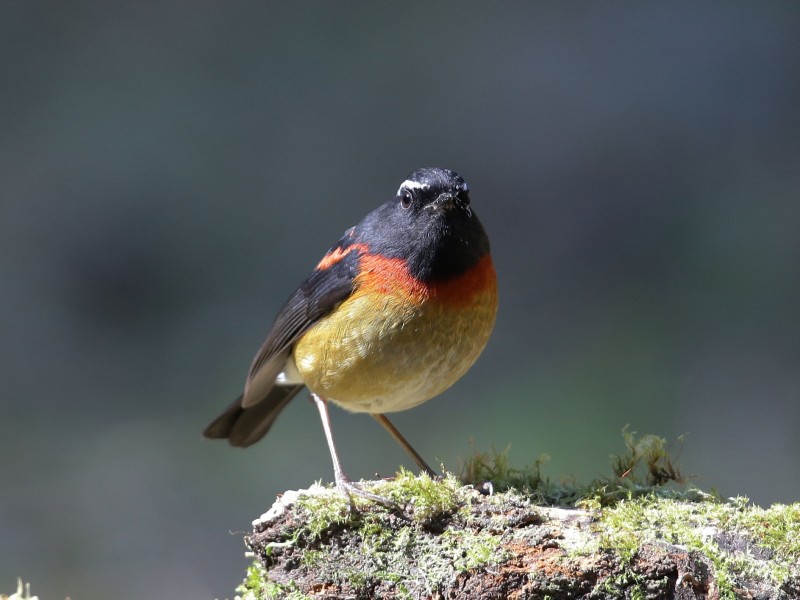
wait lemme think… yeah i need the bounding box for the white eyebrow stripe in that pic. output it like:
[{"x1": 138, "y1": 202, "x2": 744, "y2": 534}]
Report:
[{"x1": 400, "y1": 179, "x2": 430, "y2": 192}]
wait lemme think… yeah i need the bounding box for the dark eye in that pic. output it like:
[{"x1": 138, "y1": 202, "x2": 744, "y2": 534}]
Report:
[
  {"x1": 400, "y1": 191, "x2": 412, "y2": 209},
  {"x1": 456, "y1": 189, "x2": 470, "y2": 205}
]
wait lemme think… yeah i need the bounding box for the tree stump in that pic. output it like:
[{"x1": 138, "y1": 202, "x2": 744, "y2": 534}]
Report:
[{"x1": 232, "y1": 473, "x2": 799, "y2": 599}]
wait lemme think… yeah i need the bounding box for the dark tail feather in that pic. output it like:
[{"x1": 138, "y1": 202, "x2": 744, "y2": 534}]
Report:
[{"x1": 203, "y1": 385, "x2": 305, "y2": 447}]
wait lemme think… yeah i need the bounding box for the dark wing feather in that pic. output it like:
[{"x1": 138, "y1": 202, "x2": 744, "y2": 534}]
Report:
[
  {"x1": 242, "y1": 236, "x2": 362, "y2": 407},
  {"x1": 203, "y1": 233, "x2": 362, "y2": 446}
]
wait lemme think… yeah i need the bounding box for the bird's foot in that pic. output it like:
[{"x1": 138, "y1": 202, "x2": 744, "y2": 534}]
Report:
[{"x1": 334, "y1": 474, "x2": 399, "y2": 511}]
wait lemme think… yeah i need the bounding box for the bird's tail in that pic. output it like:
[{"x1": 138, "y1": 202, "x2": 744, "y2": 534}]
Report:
[{"x1": 203, "y1": 384, "x2": 305, "y2": 447}]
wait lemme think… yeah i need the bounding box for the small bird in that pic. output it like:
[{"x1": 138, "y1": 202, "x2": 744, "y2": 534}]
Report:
[{"x1": 204, "y1": 167, "x2": 497, "y2": 497}]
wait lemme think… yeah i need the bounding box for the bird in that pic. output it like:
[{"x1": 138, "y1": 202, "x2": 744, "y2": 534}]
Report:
[{"x1": 204, "y1": 167, "x2": 498, "y2": 498}]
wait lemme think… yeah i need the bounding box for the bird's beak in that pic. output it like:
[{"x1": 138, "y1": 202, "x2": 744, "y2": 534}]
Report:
[{"x1": 432, "y1": 193, "x2": 456, "y2": 211}]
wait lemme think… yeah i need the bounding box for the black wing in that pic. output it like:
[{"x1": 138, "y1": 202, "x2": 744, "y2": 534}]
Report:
[{"x1": 203, "y1": 232, "x2": 362, "y2": 446}]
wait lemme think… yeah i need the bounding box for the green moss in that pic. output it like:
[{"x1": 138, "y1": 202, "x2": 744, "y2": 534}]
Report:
[
  {"x1": 460, "y1": 442, "x2": 549, "y2": 493},
  {"x1": 610, "y1": 426, "x2": 685, "y2": 486},
  {"x1": 731, "y1": 500, "x2": 800, "y2": 581},
  {"x1": 291, "y1": 484, "x2": 352, "y2": 540},
  {"x1": 368, "y1": 467, "x2": 462, "y2": 522},
  {"x1": 269, "y1": 471, "x2": 504, "y2": 598},
  {"x1": 462, "y1": 428, "x2": 688, "y2": 507},
  {"x1": 285, "y1": 469, "x2": 463, "y2": 545},
  {"x1": 592, "y1": 494, "x2": 800, "y2": 599},
  {"x1": 238, "y1": 431, "x2": 798, "y2": 598},
  {"x1": 599, "y1": 569, "x2": 650, "y2": 600},
  {"x1": 460, "y1": 429, "x2": 798, "y2": 597},
  {"x1": 235, "y1": 561, "x2": 312, "y2": 600}
]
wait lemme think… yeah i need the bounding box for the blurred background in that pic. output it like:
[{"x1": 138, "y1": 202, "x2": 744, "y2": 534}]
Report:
[{"x1": 2, "y1": 2, "x2": 799, "y2": 598}]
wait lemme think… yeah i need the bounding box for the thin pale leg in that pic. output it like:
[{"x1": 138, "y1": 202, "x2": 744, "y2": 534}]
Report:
[
  {"x1": 372, "y1": 413, "x2": 438, "y2": 477},
  {"x1": 312, "y1": 394, "x2": 394, "y2": 506},
  {"x1": 312, "y1": 393, "x2": 349, "y2": 485}
]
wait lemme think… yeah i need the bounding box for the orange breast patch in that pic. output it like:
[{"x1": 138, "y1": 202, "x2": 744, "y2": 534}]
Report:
[{"x1": 356, "y1": 253, "x2": 496, "y2": 308}]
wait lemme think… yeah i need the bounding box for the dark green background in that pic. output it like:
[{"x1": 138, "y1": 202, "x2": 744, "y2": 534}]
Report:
[{"x1": 2, "y1": 3, "x2": 799, "y2": 598}]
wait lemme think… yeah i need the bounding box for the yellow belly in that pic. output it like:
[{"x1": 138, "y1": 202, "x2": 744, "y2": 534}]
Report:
[{"x1": 293, "y1": 282, "x2": 497, "y2": 414}]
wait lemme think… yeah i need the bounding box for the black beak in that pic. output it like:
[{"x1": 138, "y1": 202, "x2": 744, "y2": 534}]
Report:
[{"x1": 433, "y1": 193, "x2": 456, "y2": 211}]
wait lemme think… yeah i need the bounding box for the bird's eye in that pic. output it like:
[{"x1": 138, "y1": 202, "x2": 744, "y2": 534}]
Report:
[
  {"x1": 456, "y1": 189, "x2": 470, "y2": 205},
  {"x1": 400, "y1": 191, "x2": 412, "y2": 209}
]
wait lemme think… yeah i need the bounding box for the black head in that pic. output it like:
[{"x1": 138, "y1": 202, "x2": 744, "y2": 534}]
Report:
[{"x1": 354, "y1": 167, "x2": 490, "y2": 282}]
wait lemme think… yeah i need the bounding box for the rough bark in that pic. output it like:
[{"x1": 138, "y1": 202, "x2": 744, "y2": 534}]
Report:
[{"x1": 233, "y1": 478, "x2": 799, "y2": 600}]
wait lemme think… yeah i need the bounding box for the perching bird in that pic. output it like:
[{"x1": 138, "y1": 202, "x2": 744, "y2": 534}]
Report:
[{"x1": 204, "y1": 167, "x2": 497, "y2": 497}]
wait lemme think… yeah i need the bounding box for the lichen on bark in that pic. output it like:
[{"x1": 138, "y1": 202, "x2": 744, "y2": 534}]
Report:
[
  {"x1": 234, "y1": 476, "x2": 799, "y2": 599},
  {"x1": 232, "y1": 435, "x2": 800, "y2": 599}
]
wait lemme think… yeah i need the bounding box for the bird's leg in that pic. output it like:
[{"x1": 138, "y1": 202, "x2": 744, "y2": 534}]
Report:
[
  {"x1": 312, "y1": 393, "x2": 349, "y2": 486},
  {"x1": 372, "y1": 413, "x2": 438, "y2": 478},
  {"x1": 312, "y1": 394, "x2": 395, "y2": 507}
]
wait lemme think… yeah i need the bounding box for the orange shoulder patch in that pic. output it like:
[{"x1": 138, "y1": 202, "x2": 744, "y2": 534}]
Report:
[{"x1": 316, "y1": 243, "x2": 368, "y2": 271}]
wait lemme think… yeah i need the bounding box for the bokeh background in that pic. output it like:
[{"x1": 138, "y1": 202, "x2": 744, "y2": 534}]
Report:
[{"x1": 2, "y1": 3, "x2": 799, "y2": 598}]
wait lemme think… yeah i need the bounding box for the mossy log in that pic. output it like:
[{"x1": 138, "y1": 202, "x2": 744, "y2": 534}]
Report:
[{"x1": 233, "y1": 473, "x2": 800, "y2": 600}]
